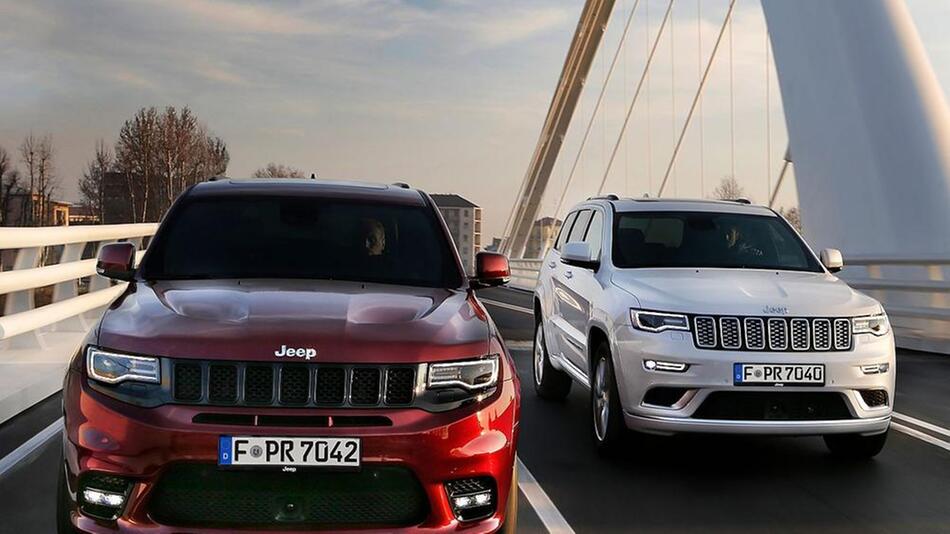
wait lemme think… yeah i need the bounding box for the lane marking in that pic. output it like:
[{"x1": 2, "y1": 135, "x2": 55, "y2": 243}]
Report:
[
  {"x1": 891, "y1": 422, "x2": 950, "y2": 453},
  {"x1": 482, "y1": 295, "x2": 950, "y2": 453},
  {"x1": 480, "y1": 298, "x2": 532, "y2": 315},
  {"x1": 893, "y1": 412, "x2": 950, "y2": 439},
  {"x1": 517, "y1": 457, "x2": 576, "y2": 534},
  {"x1": 0, "y1": 417, "x2": 63, "y2": 479}
]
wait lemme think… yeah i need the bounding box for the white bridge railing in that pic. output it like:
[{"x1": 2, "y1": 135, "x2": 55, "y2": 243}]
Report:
[
  {"x1": 506, "y1": 256, "x2": 949, "y2": 355},
  {"x1": 0, "y1": 223, "x2": 157, "y2": 423}
]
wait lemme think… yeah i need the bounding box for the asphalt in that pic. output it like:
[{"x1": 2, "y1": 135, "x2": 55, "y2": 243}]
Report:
[{"x1": 0, "y1": 286, "x2": 947, "y2": 533}]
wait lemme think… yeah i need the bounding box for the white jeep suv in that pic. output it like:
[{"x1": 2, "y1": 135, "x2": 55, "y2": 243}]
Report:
[{"x1": 533, "y1": 197, "x2": 895, "y2": 458}]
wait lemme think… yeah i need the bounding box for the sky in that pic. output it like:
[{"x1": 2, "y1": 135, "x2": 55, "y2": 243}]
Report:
[{"x1": 2, "y1": 0, "x2": 950, "y2": 242}]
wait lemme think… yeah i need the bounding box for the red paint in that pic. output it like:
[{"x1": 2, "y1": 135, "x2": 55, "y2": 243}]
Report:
[
  {"x1": 96, "y1": 243, "x2": 136, "y2": 281},
  {"x1": 63, "y1": 183, "x2": 521, "y2": 533}
]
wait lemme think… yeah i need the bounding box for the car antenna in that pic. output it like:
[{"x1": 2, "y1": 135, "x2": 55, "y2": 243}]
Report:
[{"x1": 310, "y1": 173, "x2": 317, "y2": 180}]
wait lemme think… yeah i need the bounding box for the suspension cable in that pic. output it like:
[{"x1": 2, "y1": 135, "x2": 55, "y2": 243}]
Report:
[
  {"x1": 768, "y1": 146, "x2": 791, "y2": 208},
  {"x1": 656, "y1": 0, "x2": 737, "y2": 197},
  {"x1": 697, "y1": 0, "x2": 705, "y2": 197},
  {"x1": 766, "y1": 27, "x2": 772, "y2": 199},
  {"x1": 596, "y1": 0, "x2": 675, "y2": 195},
  {"x1": 729, "y1": 2, "x2": 736, "y2": 181},
  {"x1": 550, "y1": 0, "x2": 643, "y2": 219}
]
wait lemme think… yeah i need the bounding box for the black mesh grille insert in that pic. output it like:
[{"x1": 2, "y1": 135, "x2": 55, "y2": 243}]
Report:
[
  {"x1": 385, "y1": 368, "x2": 415, "y2": 405},
  {"x1": 316, "y1": 367, "x2": 346, "y2": 405},
  {"x1": 244, "y1": 366, "x2": 274, "y2": 404},
  {"x1": 208, "y1": 365, "x2": 237, "y2": 403},
  {"x1": 694, "y1": 392, "x2": 852, "y2": 421},
  {"x1": 170, "y1": 361, "x2": 411, "y2": 408},
  {"x1": 279, "y1": 366, "x2": 310, "y2": 405},
  {"x1": 148, "y1": 463, "x2": 429, "y2": 528},
  {"x1": 859, "y1": 389, "x2": 889, "y2": 408},
  {"x1": 350, "y1": 368, "x2": 381, "y2": 405},
  {"x1": 173, "y1": 363, "x2": 202, "y2": 402}
]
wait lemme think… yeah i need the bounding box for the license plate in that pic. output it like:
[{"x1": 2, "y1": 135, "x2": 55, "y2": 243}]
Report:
[
  {"x1": 734, "y1": 363, "x2": 824, "y2": 386},
  {"x1": 218, "y1": 436, "x2": 360, "y2": 469}
]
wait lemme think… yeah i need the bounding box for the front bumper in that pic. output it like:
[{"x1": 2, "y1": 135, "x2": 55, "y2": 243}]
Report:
[
  {"x1": 62, "y1": 370, "x2": 519, "y2": 533},
  {"x1": 611, "y1": 324, "x2": 896, "y2": 436}
]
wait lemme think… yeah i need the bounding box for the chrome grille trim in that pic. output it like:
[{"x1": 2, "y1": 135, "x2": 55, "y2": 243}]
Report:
[
  {"x1": 813, "y1": 319, "x2": 832, "y2": 351},
  {"x1": 744, "y1": 318, "x2": 766, "y2": 350},
  {"x1": 834, "y1": 319, "x2": 852, "y2": 350},
  {"x1": 689, "y1": 316, "x2": 853, "y2": 352},
  {"x1": 768, "y1": 318, "x2": 789, "y2": 351},
  {"x1": 719, "y1": 317, "x2": 742, "y2": 349},
  {"x1": 694, "y1": 316, "x2": 717, "y2": 348},
  {"x1": 790, "y1": 318, "x2": 810, "y2": 351}
]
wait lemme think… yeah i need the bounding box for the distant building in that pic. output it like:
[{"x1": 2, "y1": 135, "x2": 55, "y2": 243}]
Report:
[
  {"x1": 68, "y1": 204, "x2": 101, "y2": 225},
  {"x1": 485, "y1": 237, "x2": 503, "y2": 252},
  {"x1": 431, "y1": 194, "x2": 481, "y2": 274},
  {"x1": 2, "y1": 191, "x2": 70, "y2": 227},
  {"x1": 524, "y1": 217, "x2": 562, "y2": 258},
  {"x1": 102, "y1": 171, "x2": 134, "y2": 224}
]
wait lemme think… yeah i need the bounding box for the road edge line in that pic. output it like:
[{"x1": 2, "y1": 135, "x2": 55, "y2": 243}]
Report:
[
  {"x1": 891, "y1": 421, "x2": 950, "y2": 453},
  {"x1": 517, "y1": 456, "x2": 575, "y2": 534},
  {"x1": 0, "y1": 416, "x2": 63, "y2": 479},
  {"x1": 481, "y1": 299, "x2": 532, "y2": 314},
  {"x1": 893, "y1": 412, "x2": 950, "y2": 439}
]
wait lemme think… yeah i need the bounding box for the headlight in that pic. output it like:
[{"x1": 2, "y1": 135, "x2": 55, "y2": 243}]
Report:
[
  {"x1": 87, "y1": 347, "x2": 160, "y2": 384},
  {"x1": 428, "y1": 356, "x2": 498, "y2": 391},
  {"x1": 853, "y1": 312, "x2": 889, "y2": 336},
  {"x1": 631, "y1": 310, "x2": 690, "y2": 333}
]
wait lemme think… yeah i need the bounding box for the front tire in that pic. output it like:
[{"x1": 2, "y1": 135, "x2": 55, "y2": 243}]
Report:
[
  {"x1": 590, "y1": 343, "x2": 626, "y2": 455},
  {"x1": 533, "y1": 320, "x2": 572, "y2": 400},
  {"x1": 823, "y1": 430, "x2": 888, "y2": 459}
]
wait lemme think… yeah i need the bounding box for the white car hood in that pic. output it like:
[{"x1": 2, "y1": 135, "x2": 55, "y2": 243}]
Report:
[{"x1": 610, "y1": 268, "x2": 881, "y2": 317}]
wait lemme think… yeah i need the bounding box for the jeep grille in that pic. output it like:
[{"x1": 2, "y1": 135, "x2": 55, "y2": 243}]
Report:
[{"x1": 692, "y1": 315, "x2": 852, "y2": 352}]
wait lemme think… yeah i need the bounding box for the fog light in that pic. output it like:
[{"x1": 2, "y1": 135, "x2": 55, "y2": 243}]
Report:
[
  {"x1": 643, "y1": 359, "x2": 688, "y2": 372},
  {"x1": 78, "y1": 473, "x2": 132, "y2": 520},
  {"x1": 445, "y1": 477, "x2": 496, "y2": 521},
  {"x1": 860, "y1": 363, "x2": 889, "y2": 375},
  {"x1": 83, "y1": 488, "x2": 126, "y2": 508}
]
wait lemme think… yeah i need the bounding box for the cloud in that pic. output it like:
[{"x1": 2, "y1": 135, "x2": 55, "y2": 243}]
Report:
[
  {"x1": 145, "y1": 0, "x2": 322, "y2": 35},
  {"x1": 465, "y1": 6, "x2": 573, "y2": 48}
]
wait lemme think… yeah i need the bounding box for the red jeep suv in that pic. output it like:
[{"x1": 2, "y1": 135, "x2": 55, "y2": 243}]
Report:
[{"x1": 59, "y1": 179, "x2": 520, "y2": 533}]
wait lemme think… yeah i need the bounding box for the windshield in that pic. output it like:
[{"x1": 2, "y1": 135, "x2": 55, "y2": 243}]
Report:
[
  {"x1": 612, "y1": 211, "x2": 823, "y2": 272},
  {"x1": 141, "y1": 196, "x2": 464, "y2": 288}
]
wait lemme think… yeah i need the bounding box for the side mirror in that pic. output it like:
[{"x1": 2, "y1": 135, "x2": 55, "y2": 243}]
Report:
[
  {"x1": 97, "y1": 243, "x2": 137, "y2": 282},
  {"x1": 561, "y1": 241, "x2": 599, "y2": 269},
  {"x1": 473, "y1": 252, "x2": 510, "y2": 288},
  {"x1": 820, "y1": 248, "x2": 844, "y2": 273}
]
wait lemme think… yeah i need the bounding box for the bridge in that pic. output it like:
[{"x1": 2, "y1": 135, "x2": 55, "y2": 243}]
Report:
[{"x1": 1, "y1": 0, "x2": 949, "y2": 532}]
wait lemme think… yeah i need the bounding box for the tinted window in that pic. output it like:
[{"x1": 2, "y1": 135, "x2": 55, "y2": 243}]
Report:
[
  {"x1": 568, "y1": 210, "x2": 592, "y2": 244},
  {"x1": 141, "y1": 196, "x2": 464, "y2": 288},
  {"x1": 585, "y1": 210, "x2": 604, "y2": 259},
  {"x1": 612, "y1": 211, "x2": 822, "y2": 272},
  {"x1": 555, "y1": 211, "x2": 578, "y2": 251}
]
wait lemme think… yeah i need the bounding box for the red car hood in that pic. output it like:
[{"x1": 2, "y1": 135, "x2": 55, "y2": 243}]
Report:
[{"x1": 97, "y1": 279, "x2": 491, "y2": 364}]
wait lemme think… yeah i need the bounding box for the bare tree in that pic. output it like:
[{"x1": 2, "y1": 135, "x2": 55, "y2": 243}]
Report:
[
  {"x1": 777, "y1": 206, "x2": 803, "y2": 233},
  {"x1": 19, "y1": 134, "x2": 57, "y2": 225},
  {"x1": 79, "y1": 139, "x2": 114, "y2": 221},
  {"x1": 0, "y1": 145, "x2": 22, "y2": 226},
  {"x1": 252, "y1": 163, "x2": 305, "y2": 179},
  {"x1": 114, "y1": 106, "x2": 229, "y2": 222},
  {"x1": 710, "y1": 176, "x2": 747, "y2": 201}
]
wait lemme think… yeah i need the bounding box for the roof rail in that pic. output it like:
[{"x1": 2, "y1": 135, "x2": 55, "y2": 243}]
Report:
[
  {"x1": 729, "y1": 197, "x2": 752, "y2": 204},
  {"x1": 392, "y1": 182, "x2": 411, "y2": 189},
  {"x1": 586, "y1": 194, "x2": 619, "y2": 201}
]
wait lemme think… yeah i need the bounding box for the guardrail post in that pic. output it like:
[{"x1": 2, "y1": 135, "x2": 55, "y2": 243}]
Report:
[
  {"x1": 2, "y1": 246, "x2": 43, "y2": 349},
  {"x1": 52, "y1": 241, "x2": 89, "y2": 332}
]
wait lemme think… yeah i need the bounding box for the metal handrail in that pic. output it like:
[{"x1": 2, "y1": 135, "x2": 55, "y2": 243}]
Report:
[{"x1": 0, "y1": 224, "x2": 156, "y2": 343}]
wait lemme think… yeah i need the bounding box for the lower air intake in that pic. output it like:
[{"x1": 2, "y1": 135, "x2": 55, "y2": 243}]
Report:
[{"x1": 148, "y1": 463, "x2": 429, "y2": 528}]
